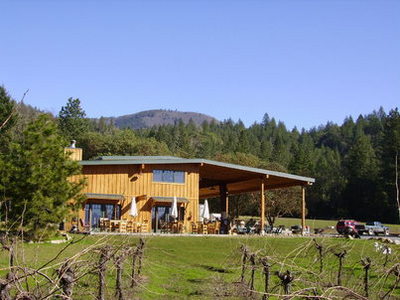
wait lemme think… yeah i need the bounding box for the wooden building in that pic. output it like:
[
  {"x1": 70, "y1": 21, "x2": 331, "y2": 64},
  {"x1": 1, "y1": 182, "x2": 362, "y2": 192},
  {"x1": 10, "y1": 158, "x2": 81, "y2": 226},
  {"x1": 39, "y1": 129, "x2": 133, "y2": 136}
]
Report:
[{"x1": 67, "y1": 147, "x2": 315, "y2": 233}]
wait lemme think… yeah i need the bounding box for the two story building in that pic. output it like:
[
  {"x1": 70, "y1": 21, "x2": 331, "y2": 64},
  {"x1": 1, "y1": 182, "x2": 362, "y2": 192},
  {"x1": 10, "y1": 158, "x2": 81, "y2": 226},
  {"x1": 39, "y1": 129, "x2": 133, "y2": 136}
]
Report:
[{"x1": 67, "y1": 146, "x2": 315, "y2": 233}]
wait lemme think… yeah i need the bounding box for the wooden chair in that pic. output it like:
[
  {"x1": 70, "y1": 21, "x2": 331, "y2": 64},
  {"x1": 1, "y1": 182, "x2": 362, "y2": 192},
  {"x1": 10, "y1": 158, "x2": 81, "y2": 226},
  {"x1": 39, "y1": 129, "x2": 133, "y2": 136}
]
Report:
[
  {"x1": 202, "y1": 224, "x2": 208, "y2": 235},
  {"x1": 102, "y1": 219, "x2": 111, "y2": 232},
  {"x1": 111, "y1": 220, "x2": 120, "y2": 232},
  {"x1": 119, "y1": 220, "x2": 127, "y2": 233},
  {"x1": 79, "y1": 218, "x2": 90, "y2": 232},
  {"x1": 126, "y1": 220, "x2": 134, "y2": 233},
  {"x1": 191, "y1": 222, "x2": 198, "y2": 234},
  {"x1": 167, "y1": 222, "x2": 174, "y2": 233},
  {"x1": 197, "y1": 222, "x2": 203, "y2": 234},
  {"x1": 139, "y1": 220, "x2": 148, "y2": 233},
  {"x1": 160, "y1": 221, "x2": 169, "y2": 233},
  {"x1": 172, "y1": 222, "x2": 179, "y2": 233},
  {"x1": 178, "y1": 222, "x2": 185, "y2": 234},
  {"x1": 207, "y1": 223, "x2": 216, "y2": 234},
  {"x1": 215, "y1": 221, "x2": 221, "y2": 234}
]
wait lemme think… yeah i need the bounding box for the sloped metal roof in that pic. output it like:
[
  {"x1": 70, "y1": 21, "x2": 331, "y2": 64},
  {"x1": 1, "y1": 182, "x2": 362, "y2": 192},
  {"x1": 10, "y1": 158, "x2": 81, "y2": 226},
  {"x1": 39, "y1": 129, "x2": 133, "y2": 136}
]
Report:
[
  {"x1": 80, "y1": 156, "x2": 315, "y2": 184},
  {"x1": 85, "y1": 193, "x2": 125, "y2": 200},
  {"x1": 151, "y1": 197, "x2": 189, "y2": 203}
]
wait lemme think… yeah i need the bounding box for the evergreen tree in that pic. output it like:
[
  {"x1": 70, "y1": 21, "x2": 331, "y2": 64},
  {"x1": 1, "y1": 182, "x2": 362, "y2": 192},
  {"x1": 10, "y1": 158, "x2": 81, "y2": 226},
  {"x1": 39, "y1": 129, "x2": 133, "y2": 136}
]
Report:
[
  {"x1": 382, "y1": 108, "x2": 400, "y2": 222},
  {"x1": 342, "y1": 132, "x2": 379, "y2": 220},
  {"x1": 4, "y1": 115, "x2": 85, "y2": 239},
  {"x1": 0, "y1": 86, "x2": 18, "y2": 145},
  {"x1": 58, "y1": 98, "x2": 90, "y2": 141}
]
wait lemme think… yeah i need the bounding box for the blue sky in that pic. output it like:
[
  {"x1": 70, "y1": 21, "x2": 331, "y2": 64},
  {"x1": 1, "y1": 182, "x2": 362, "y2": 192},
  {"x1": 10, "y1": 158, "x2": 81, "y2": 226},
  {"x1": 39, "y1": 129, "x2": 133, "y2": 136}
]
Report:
[{"x1": 1, "y1": 0, "x2": 399, "y2": 129}]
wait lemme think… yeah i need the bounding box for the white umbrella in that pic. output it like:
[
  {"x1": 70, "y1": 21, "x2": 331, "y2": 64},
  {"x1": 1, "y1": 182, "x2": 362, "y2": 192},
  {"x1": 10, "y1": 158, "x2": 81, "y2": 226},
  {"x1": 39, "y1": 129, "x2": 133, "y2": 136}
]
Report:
[
  {"x1": 170, "y1": 196, "x2": 178, "y2": 219},
  {"x1": 129, "y1": 197, "x2": 138, "y2": 217},
  {"x1": 202, "y1": 199, "x2": 210, "y2": 220}
]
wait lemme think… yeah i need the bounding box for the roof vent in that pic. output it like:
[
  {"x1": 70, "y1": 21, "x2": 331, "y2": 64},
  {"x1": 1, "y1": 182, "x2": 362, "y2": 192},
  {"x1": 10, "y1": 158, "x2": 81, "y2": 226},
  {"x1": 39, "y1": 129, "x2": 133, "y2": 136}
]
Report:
[{"x1": 70, "y1": 140, "x2": 76, "y2": 148}]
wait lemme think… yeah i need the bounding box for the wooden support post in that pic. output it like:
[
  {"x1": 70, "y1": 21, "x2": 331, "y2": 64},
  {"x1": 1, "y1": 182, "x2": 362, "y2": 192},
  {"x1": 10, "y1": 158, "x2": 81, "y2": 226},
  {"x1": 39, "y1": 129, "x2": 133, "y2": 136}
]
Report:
[
  {"x1": 260, "y1": 180, "x2": 265, "y2": 235},
  {"x1": 226, "y1": 195, "x2": 229, "y2": 217},
  {"x1": 301, "y1": 186, "x2": 306, "y2": 235}
]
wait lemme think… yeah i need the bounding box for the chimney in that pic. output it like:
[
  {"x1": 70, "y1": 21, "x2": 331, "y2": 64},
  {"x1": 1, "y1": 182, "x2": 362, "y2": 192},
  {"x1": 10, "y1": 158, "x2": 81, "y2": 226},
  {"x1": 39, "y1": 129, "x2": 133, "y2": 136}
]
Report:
[{"x1": 65, "y1": 140, "x2": 83, "y2": 161}]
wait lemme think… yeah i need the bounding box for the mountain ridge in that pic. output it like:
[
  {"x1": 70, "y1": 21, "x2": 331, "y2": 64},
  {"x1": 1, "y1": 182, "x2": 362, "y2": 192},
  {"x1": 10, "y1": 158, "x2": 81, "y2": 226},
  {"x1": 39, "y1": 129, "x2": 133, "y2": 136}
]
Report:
[{"x1": 103, "y1": 109, "x2": 219, "y2": 129}]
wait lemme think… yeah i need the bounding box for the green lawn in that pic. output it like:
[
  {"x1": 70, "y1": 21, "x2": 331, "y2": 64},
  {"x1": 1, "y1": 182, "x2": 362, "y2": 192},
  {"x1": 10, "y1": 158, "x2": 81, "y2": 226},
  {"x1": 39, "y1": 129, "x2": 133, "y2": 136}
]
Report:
[
  {"x1": 1, "y1": 234, "x2": 399, "y2": 299},
  {"x1": 240, "y1": 216, "x2": 400, "y2": 234}
]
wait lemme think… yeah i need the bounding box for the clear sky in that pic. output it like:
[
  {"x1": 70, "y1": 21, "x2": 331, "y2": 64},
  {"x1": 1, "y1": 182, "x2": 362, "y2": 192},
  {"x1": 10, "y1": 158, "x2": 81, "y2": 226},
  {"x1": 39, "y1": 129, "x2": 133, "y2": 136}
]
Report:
[{"x1": 1, "y1": 0, "x2": 399, "y2": 129}]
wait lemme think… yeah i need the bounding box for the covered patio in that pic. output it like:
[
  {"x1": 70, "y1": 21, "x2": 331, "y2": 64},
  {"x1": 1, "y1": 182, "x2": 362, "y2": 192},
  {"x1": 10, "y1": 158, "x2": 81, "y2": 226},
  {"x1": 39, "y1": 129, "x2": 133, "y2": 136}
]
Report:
[{"x1": 197, "y1": 159, "x2": 315, "y2": 235}]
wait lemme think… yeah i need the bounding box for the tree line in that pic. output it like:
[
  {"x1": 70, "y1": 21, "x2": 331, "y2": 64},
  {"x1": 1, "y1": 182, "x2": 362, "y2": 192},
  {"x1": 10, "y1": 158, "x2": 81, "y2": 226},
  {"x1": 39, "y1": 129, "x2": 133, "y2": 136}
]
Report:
[{"x1": 1, "y1": 85, "x2": 399, "y2": 232}]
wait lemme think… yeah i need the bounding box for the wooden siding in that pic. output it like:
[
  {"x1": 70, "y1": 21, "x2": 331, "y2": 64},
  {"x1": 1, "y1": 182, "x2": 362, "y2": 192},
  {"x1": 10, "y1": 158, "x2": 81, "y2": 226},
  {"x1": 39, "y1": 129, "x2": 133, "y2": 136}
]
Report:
[
  {"x1": 65, "y1": 148, "x2": 82, "y2": 161},
  {"x1": 70, "y1": 163, "x2": 200, "y2": 232}
]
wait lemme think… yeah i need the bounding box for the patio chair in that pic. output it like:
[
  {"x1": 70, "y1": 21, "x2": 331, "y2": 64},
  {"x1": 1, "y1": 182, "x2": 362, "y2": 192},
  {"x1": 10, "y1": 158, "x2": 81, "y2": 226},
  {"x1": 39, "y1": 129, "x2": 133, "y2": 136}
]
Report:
[
  {"x1": 160, "y1": 221, "x2": 169, "y2": 233},
  {"x1": 139, "y1": 220, "x2": 148, "y2": 233},
  {"x1": 111, "y1": 220, "x2": 120, "y2": 232},
  {"x1": 202, "y1": 223, "x2": 208, "y2": 235},
  {"x1": 264, "y1": 225, "x2": 273, "y2": 234},
  {"x1": 178, "y1": 222, "x2": 185, "y2": 233},
  {"x1": 79, "y1": 218, "x2": 90, "y2": 233},
  {"x1": 102, "y1": 219, "x2": 111, "y2": 232},
  {"x1": 215, "y1": 221, "x2": 220, "y2": 234},
  {"x1": 191, "y1": 222, "x2": 198, "y2": 234},
  {"x1": 126, "y1": 220, "x2": 133, "y2": 233},
  {"x1": 119, "y1": 220, "x2": 127, "y2": 233},
  {"x1": 207, "y1": 223, "x2": 216, "y2": 234},
  {"x1": 197, "y1": 222, "x2": 203, "y2": 234}
]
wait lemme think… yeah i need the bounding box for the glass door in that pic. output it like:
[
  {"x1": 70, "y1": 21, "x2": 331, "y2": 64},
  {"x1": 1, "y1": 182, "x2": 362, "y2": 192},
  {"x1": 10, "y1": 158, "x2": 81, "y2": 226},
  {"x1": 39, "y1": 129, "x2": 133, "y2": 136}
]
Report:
[
  {"x1": 85, "y1": 203, "x2": 121, "y2": 228},
  {"x1": 151, "y1": 206, "x2": 171, "y2": 233}
]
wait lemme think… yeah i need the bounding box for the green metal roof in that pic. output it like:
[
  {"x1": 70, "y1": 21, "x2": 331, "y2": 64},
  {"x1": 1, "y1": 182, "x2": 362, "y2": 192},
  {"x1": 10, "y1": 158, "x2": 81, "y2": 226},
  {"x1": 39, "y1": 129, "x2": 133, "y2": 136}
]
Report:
[
  {"x1": 80, "y1": 156, "x2": 315, "y2": 183},
  {"x1": 85, "y1": 193, "x2": 125, "y2": 200},
  {"x1": 96, "y1": 156, "x2": 182, "y2": 161},
  {"x1": 151, "y1": 196, "x2": 189, "y2": 203}
]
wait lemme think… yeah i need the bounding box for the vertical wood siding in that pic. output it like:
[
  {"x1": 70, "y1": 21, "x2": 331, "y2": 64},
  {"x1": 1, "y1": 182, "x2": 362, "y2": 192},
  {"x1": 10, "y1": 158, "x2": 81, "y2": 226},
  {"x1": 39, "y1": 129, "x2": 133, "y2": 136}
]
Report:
[{"x1": 70, "y1": 163, "x2": 200, "y2": 232}]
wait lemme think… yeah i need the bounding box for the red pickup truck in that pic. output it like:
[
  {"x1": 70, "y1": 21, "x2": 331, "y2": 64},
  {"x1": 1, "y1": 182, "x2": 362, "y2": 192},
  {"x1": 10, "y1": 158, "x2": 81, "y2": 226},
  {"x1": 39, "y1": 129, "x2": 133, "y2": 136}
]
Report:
[{"x1": 336, "y1": 220, "x2": 362, "y2": 235}]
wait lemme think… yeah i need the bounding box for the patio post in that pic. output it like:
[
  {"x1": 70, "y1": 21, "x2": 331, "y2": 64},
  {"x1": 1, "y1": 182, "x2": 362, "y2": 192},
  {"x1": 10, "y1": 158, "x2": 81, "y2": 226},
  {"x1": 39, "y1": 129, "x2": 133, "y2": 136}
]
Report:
[
  {"x1": 260, "y1": 179, "x2": 265, "y2": 235},
  {"x1": 301, "y1": 186, "x2": 306, "y2": 235}
]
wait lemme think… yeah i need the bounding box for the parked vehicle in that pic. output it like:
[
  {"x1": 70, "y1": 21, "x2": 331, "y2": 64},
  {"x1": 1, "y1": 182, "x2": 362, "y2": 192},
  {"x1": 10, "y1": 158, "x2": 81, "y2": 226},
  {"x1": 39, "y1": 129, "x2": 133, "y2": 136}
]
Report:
[
  {"x1": 357, "y1": 221, "x2": 389, "y2": 235},
  {"x1": 336, "y1": 220, "x2": 360, "y2": 235}
]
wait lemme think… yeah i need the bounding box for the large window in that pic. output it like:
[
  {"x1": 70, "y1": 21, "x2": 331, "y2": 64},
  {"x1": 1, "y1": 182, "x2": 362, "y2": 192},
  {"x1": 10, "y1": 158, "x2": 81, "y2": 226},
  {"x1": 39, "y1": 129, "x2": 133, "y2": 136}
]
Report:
[
  {"x1": 84, "y1": 203, "x2": 121, "y2": 228},
  {"x1": 153, "y1": 170, "x2": 185, "y2": 183}
]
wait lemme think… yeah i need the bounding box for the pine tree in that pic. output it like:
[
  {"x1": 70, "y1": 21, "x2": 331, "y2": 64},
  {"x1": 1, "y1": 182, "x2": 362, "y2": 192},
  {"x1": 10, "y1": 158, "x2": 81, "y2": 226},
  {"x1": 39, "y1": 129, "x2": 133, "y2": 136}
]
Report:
[
  {"x1": 5, "y1": 115, "x2": 85, "y2": 239},
  {"x1": 0, "y1": 86, "x2": 18, "y2": 146},
  {"x1": 58, "y1": 98, "x2": 90, "y2": 141},
  {"x1": 382, "y1": 108, "x2": 400, "y2": 222}
]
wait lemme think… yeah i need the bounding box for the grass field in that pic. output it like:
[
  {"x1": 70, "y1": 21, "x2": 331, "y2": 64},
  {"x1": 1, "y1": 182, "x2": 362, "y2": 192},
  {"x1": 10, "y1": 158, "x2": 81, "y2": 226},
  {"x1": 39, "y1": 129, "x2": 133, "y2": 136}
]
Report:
[
  {"x1": 240, "y1": 216, "x2": 400, "y2": 234},
  {"x1": 1, "y1": 234, "x2": 399, "y2": 299}
]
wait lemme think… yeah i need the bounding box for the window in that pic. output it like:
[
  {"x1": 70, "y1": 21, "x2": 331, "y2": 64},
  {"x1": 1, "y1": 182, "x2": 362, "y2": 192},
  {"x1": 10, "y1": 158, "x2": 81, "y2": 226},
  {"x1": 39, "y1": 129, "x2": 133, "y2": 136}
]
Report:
[
  {"x1": 153, "y1": 170, "x2": 185, "y2": 183},
  {"x1": 84, "y1": 203, "x2": 121, "y2": 228}
]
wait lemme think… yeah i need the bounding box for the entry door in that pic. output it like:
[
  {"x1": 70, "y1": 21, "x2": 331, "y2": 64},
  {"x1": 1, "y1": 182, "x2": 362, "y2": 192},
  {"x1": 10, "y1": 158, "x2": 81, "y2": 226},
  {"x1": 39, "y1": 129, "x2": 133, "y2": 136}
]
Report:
[
  {"x1": 84, "y1": 203, "x2": 121, "y2": 228},
  {"x1": 151, "y1": 206, "x2": 171, "y2": 233}
]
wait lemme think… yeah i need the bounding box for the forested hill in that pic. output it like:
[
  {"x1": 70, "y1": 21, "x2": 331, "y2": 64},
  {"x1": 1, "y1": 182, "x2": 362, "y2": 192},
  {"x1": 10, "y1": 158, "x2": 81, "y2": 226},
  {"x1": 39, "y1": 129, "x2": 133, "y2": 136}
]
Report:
[
  {"x1": 2, "y1": 89, "x2": 399, "y2": 224},
  {"x1": 87, "y1": 105, "x2": 400, "y2": 224},
  {"x1": 104, "y1": 109, "x2": 218, "y2": 129}
]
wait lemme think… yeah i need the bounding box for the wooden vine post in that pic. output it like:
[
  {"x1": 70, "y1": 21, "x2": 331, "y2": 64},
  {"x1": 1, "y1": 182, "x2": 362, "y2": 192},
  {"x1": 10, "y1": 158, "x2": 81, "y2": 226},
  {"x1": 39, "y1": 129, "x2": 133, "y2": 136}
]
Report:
[
  {"x1": 240, "y1": 245, "x2": 248, "y2": 283},
  {"x1": 131, "y1": 238, "x2": 145, "y2": 287},
  {"x1": 361, "y1": 257, "x2": 371, "y2": 298},
  {"x1": 261, "y1": 257, "x2": 270, "y2": 300},
  {"x1": 98, "y1": 246, "x2": 111, "y2": 300},
  {"x1": 334, "y1": 250, "x2": 347, "y2": 286},
  {"x1": 248, "y1": 253, "x2": 256, "y2": 296},
  {"x1": 57, "y1": 261, "x2": 75, "y2": 298},
  {"x1": 313, "y1": 239, "x2": 324, "y2": 273},
  {"x1": 115, "y1": 248, "x2": 131, "y2": 300},
  {"x1": 277, "y1": 270, "x2": 294, "y2": 295}
]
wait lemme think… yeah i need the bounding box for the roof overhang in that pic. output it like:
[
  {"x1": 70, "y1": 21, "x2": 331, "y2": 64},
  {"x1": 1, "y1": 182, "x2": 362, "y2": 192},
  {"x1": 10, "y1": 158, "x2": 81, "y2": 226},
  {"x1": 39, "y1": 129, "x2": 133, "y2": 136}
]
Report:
[
  {"x1": 150, "y1": 197, "x2": 189, "y2": 203},
  {"x1": 85, "y1": 193, "x2": 125, "y2": 201}
]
